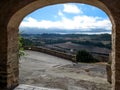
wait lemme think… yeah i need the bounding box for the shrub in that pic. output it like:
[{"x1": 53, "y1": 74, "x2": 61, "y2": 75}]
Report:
[
  {"x1": 19, "y1": 33, "x2": 25, "y2": 58},
  {"x1": 76, "y1": 50, "x2": 98, "y2": 63}
]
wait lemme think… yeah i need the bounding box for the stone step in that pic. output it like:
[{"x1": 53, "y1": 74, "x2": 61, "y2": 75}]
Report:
[
  {"x1": 14, "y1": 84, "x2": 63, "y2": 90},
  {"x1": 68, "y1": 86, "x2": 87, "y2": 90}
]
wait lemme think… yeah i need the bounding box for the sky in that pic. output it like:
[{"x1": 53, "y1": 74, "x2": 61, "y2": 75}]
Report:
[{"x1": 19, "y1": 3, "x2": 112, "y2": 34}]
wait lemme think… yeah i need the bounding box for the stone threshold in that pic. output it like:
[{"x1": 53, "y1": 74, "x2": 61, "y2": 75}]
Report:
[{"x1": 14, "y1": 84, "x2": 63, "y2": 90}]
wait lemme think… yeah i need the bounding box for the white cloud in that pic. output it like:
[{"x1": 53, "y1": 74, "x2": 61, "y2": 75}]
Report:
[
  {"x1": 19, "y1": 3, "x2": 112, "y2": 34},
  {"x1": 58, "y1": 10, "x2": 64, "y2": 16},
  {"x1": 63, "y1": 4, "x2": 83, "y2": 14},
  {"x1": 71, "y1": 16, "x2": 112, "y2": 30},
  {"x1": 20, "y1": 15, "x2": 112, "y2": 31}
]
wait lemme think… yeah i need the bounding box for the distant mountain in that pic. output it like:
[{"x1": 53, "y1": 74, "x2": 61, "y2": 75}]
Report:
[{"x1": 19, "y1": 27, "x2": 111, "y2": 34}]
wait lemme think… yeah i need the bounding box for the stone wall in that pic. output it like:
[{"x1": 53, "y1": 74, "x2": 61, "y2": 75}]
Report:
[{"x1": 25, "y1": 46, "x2": 76, "y2": 62}]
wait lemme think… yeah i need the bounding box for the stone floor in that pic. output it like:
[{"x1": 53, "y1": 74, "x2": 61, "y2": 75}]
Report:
[
  {"x1": 14, "y1": 84, "x2": 87, "y2": 90},
  {"x1": 14, "y1": 84, "x2": 63, "y2": 90}
]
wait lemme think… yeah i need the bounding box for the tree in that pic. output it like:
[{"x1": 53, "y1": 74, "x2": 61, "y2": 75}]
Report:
[
  {"x1": 76, "y1": 50, "x2": 98, "y2": 63},
  {"x1": 19, "y1": 33, "x2": 25, "y2": 58},
  {"x1": 22, "y1": 38, "x2": 33, "y2": 47}
]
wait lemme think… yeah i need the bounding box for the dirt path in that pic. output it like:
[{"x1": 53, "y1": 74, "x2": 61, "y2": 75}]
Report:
[{"x1": 19, "y1": 50, "x2": 111, "y2": 90}]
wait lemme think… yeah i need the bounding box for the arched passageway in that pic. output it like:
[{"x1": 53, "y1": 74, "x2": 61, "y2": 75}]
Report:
[{"x1": 0, "y1": 0, "x2": 120, "y2": 90}]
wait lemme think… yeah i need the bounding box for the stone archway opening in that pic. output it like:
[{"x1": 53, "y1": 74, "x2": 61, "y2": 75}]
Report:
[
  {"x1": 17, "y1": 2, "x2": 112, "y2": 89},
  {"x1": 3, "y1": 0, "x2": 118, "y2": 90}
]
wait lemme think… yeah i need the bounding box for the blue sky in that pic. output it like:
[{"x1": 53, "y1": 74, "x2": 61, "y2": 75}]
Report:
[{"x1": 19, "y1": 3, "x2": 112, "y2": 34}]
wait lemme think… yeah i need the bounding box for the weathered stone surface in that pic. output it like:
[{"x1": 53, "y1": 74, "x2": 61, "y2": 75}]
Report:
[
  {"x1": 106, "y1": 64, "x2": 112, "y2": 83},
  {"x1": 0, "y1": 0, "x2": 120, "y2": 90},
  {"x1": 14, "y1": 84, "x2": 63, "y2": 90}
]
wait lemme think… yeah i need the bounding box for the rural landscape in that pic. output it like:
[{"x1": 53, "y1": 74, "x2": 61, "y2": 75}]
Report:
[
  {"x1": 21, "y1": 33, "x2": 111, "y2": 62},
  {"x1": 17, "y1": 3, "x2": 112, "y2": 90},
  {"x1": 18, "y1": 33, "x2": 112, "y2": 90}
]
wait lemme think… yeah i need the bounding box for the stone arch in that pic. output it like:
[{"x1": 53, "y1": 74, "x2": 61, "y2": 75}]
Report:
[{"x1": 0, "y1": 0, "x2": 120, "y2": 90}]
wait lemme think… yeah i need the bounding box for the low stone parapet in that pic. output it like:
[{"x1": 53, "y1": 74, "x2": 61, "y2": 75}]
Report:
[{"x1": 24, "y1": 46, "x2": 76, "y2": 62}]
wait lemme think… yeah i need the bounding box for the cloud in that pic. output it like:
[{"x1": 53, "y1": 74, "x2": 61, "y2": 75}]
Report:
[
  {"x1": 72, "y1": 16, "x2": 111, "y2": 30},
  {"x1": 20, "y1": 15, "x2": 111, "y2": 31},
  {"x1": 20, "y1": 3, "x2": 112, "y2": 32},
  {"x1": 63, "y1": 4, "x2": 83, "y2": 14},
  {"x1": 58, "y1": 10, "x2": 64, "y2": 16}
]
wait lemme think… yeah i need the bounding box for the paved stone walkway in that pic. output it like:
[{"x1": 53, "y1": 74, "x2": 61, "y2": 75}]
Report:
[
  {"x1": 14, "y1": 84, "x2": 63, "y2": 90},
  {"x1": 14, "y1": 84, "x2": 87, "y2": 90}
]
